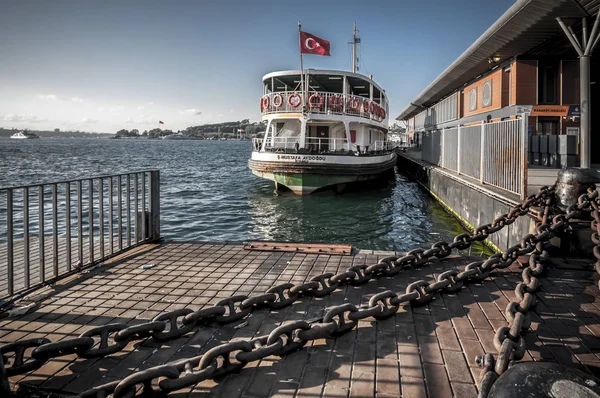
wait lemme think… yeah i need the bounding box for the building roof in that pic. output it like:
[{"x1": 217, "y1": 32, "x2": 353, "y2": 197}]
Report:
[{"x1": 396, "y1": 0, "x2": 600, "y2": 121}]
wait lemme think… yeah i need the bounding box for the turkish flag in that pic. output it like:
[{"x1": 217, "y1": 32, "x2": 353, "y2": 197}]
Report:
[{"x1": 300, "y1": 31, "x2": 330, "y2": 56}]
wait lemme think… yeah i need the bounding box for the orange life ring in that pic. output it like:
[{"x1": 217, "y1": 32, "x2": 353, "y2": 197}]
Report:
[
  {"x1": 328, "y1": 95, "x2": 342, "y2": 110},
  {"x1": 370, "y1": 102, "x2": 377, "y2": 114},
  {"x1": 288, "y1": 93, "x2": 302, "y2": 108},
  {"x1": 348, "y1": 97, "x2": 359, "y2": 111},
  {"x1": 261, "y1": 96, "x2": 270, "y2": 111},
  {"x1": 381, "y1": 108, "x2": 386, "y2": 118},
  {"x1": 309, "y1": 93, "x2": 323, "y2": 108},
  {"x1": 362, "y1": 100, "x2": 370, "y2": 113},
  {"x1": 272, "y1": 94, "x2": 283, "y2": 108}
]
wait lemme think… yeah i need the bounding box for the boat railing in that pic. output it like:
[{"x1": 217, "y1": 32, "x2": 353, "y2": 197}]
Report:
[
  {"x1": 372, "y1": 141, "x2": 396, "y2": 152},
  {"x1": 259, "y1": 136, "x2": 351, "y2": 153},
  {"x1": 260, "y1": 91, "x2": 387, "y2": 123},
  {"x1": 305, "y1": 137, "x2": 348, "y2": 152},
  {"x1": 0, "y1": 170, "x2": 161, "y2": 299}
]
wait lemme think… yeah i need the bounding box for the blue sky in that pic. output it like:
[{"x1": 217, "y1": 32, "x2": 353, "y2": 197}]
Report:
[{"x1": 0, "y1": 0, "x2": 514, "y2": 133}]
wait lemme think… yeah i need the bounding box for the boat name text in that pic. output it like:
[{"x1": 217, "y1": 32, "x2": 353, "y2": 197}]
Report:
[{"x1": 277, "y1": 155, "x2": 326, "y2": 163}]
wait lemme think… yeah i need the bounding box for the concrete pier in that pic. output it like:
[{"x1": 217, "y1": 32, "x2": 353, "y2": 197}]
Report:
[
  {"x1": 1, "y1": 241, "x2": 598, "y2": 397},
  {"x1": 396, "y1": 149, "x2": 564, "y2": 252}
]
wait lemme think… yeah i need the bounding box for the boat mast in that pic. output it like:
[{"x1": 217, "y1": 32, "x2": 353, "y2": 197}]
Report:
[{"x1": 352, "y1": 22, "x2": 360, "y2": 73}]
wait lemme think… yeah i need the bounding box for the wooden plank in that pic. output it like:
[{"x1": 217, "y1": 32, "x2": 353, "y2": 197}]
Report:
[{"x1": 244, "y1": 241, "x2": 352, "y2": 255}]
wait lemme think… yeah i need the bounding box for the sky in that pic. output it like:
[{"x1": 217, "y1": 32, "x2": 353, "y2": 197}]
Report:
[{"x1": 0, "y1": 0, "x2": 515, "y2": 134}]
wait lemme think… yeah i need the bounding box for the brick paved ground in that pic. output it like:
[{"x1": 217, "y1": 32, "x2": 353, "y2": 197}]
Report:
[{"x1": 1, "y1": 242, "x2": 599, "y2": 397}]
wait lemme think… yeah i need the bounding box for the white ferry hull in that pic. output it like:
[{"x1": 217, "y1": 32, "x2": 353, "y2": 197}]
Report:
[{"x1": 249, "y1": 152, "x2": 396, "y2": 195}]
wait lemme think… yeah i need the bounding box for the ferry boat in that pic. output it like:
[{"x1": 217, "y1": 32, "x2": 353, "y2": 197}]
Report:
[
  {"x1": 10, "y1": 130, "x2": 39, "y2": 139},
  {"x1": 249, "y1": 24, "x2": 396, "y2": 195},
  {"x1": 248, "y1": 69, "x2": 395, "y2": 195}
]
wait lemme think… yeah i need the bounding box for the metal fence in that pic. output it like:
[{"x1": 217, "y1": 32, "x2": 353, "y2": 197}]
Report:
[
  {"x1": 0, "y1": 170, "x2": 160, "y2": 299},
  {"x1": 420, "y1": 116, "x2": 528, "y2": 198},
  {"x1": 441, "y1": 127, "x2": 459, "y2": 172},
  {"x1": 482, "y1": 119, "x2": 524, "y2": 196},
  {"x1": 458, "y1": 125, "x2": 482, "y2": 179},
  {"x1": 422, "y1": 130, "x2": 442, "y2": 166}
]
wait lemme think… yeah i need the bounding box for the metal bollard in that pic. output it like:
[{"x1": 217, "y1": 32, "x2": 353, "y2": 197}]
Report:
[
  {"x1": 488, "y1": 362, "x2": 600, "y2": 397},
  {"x1": 556, "y1": 168, "x2": 600, "y2": 208}
]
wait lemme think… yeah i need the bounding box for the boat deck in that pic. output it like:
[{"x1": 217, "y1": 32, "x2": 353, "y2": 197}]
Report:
[{"x1": 1, "y1": 241, "x2": 599, "y2": 397}]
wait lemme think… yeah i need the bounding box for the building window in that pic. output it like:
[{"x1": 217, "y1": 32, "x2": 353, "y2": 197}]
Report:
[
  {"x1": 538, "y1": 60, "x2": 559, "y2": 104},
  {"x1": 537, "y1": 117, "x2": 559, "y2": 135},
  {"x1": 482, "y1": 80, "x2": 492, "y2": 107},
  {"x1": 469, "y1": 88, "x2": 477, "y2": 111}
]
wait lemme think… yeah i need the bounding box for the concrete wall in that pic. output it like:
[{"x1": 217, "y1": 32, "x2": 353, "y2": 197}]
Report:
[{"x1": 397, "y1": 153, "x2": 536, "y2": 252}]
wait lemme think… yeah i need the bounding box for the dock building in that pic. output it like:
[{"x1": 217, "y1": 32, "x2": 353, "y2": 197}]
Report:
[{"x1": 398, "y1": 0, "x2": 599, "y2": 169}]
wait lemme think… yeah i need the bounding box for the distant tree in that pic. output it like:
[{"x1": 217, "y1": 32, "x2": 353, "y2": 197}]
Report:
[{"x1": 130, "y1": 129, "x2": 139, "y2": 136}]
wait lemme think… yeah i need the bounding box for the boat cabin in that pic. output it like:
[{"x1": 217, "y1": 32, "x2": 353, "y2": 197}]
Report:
[{"x1": 256, "y1": 70, "x2": 392, "y2": 155}]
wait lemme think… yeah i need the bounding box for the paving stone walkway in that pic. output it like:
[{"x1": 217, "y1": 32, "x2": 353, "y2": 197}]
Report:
[{"x1": 1, "y1": 242, "x2": 599, "y2": 397}]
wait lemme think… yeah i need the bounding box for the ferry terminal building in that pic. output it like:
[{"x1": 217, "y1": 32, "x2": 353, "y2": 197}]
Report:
[{"x1": 397, "y1": 0, "x2": 599, "y2": 167}]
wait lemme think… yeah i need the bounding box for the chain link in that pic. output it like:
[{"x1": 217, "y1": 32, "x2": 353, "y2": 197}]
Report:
[
  {"x1": 476, "y1": 184, "x2": 598, "y2": 398},
  {"x1": 0, "y1": 185, "x2": 559, "y2": 396}
]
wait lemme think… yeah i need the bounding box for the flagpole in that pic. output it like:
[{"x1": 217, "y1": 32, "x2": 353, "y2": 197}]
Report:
[{"x1": 298, "y1": 21, "x2": 304, "y2": 102}]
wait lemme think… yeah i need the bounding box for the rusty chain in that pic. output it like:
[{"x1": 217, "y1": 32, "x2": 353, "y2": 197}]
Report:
[
  {"x1": 589, "y1": 188, "x2": 600, "y2": 289},
  {"x1": 476, "y1": 184, "x2": 598, "y2": 398},
  {"x1": 63, "y1": 187, "x2": 569, "y2": 398},
  {"x1": 0, "y1": 184, "x2": 556, "y2": 385}
]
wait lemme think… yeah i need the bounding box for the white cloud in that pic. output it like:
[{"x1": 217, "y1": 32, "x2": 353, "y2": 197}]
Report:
[
  {"x1": 136, "y1": 106, "x2": 145, "y2": 111},
  {"x1": 80, "y1": 117, "x2": 97, "y2": 124},
  {"x1": 147, "y1": 102, "x2": 154, "y2": 106},
  {"x1": 35, "y1": 94, "x2": 58, "y2": 101},
  {"x1": 229, "y1": 109, "x2": 235, "y2": 113},
  {"x1": 72, "y1": 97, "x2": 83, "y2": 103},
  {"x1": 2, "y1": 113, "x2": 45, "y2": 122},
  {"x1": 181, "y1": 108, "x2": 202, "y2": 116},
  {"x1": 97, "y1": 107, "x2": 105, "y2": 112},
  {"x1": 217, "y1": 113, "x2": 224, "y2": 117},
  {"x1": 109, "y1": 106, "x2": 124, "y2": 112}
]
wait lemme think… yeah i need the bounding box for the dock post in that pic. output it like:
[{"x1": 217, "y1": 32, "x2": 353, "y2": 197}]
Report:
[
  {"x1": 149, "y1": 170, "x2": 160, "y2": 240},
  {"x1": 556, "y1": 168, "x2": 600, "y2": 208}
]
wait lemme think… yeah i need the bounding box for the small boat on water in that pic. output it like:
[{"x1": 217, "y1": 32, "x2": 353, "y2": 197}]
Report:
[
  {"x1": 10, "y1": 130, "x2": 39, "y2": 139},
  {"x1": 248, "y1": 25, "x2": 396, "y2": 195},
  {"x1": 161, "y1": 132, "x2": 197, "y2": 140}
]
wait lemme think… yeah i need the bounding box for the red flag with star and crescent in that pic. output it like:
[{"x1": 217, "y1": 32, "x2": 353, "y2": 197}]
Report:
[{"x1": 300, "y1": 31, "x2": 330, "y2": 56}]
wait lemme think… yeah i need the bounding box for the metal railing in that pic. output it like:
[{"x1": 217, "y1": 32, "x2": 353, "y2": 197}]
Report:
[
  {"x1": 372, "y1": 141, "x2": 396, "y2": 152},
  {"x1": 260, "y1": 136, "x2": 349, "y2": 153},
  {"x1": 0, "y1": 170, "x2": 160, "y2": 299},
  {"x1": 260, "y1": 91, "x2": 387, "y2": 123},
  {"x1": 421, "y1": 116, "x2": 528, "y2": 198}
]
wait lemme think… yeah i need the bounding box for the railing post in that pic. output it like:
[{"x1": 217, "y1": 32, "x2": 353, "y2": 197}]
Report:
[
  {"x1": 520, "y1": 113, "x2": 529, "y2": 199},
  {"x1": 6, "y1": 189, "x2": 13, "y2": 296},
  {"x1": 149, "y1": 170, "x2": 160, "y2": 240},
  {"x1": 480, "y1": 121, "x2": 486, "y2": 184},
  {"x1": 441, "y1": 128, "x2": 445, "y2": 168},
  {"x1": 52, "y1": 183, "x2": 58, "y2": 278},
  {"x1": 457, "y1": 125, "x2": 462, "y2": 175},
  {"x1": 88, "y1": 179, "x2": 94, "y2": 264},
  {"x1": 23, "y1": 187, "x2": 30, "y2": 288},
  {"x1": 39, "y1": 186, "x2": 45, "y2": 282},
  {"x1": 65, "y1": 183, "x2": 71, "y2": 272}
]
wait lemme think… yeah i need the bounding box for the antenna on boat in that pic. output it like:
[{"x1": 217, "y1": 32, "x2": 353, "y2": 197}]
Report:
[
  {"x1": 352, "y1": 21, "x2": 360, "y2": 73},
  {"x1": 298, "y1": 21, "x2": 305, "y2": 101}
]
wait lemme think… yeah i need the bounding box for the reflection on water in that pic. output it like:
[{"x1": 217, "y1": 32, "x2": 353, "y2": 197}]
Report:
[{"x1": 0, "y1": 138, "x2": 489, "y2": 253}]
